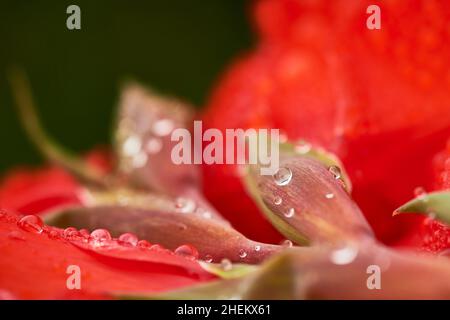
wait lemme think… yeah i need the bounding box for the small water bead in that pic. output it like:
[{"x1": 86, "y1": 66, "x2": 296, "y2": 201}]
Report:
[
  {"x1": 204, "y1": 255, "x2": 213, "y2": 263},
  {"x1": 220, "y1": 258, "x2": 233, "y2": 271},
  {"x1": 174, "y1": 244, "x2": 199, "y2": 260},
  {"x1": 254, "y1": 245, "x2": 261, "y2": 252},
  {"x1": 123, "y1": 135, "x2": 142, "y2": 156},
  {"x1": 174, "y1": 197, "x2": 196, "y2": 214},
  {"x1": 273, "y1": 167, "x2": 293, "y2": 186},
  {"x1": 132, "y1": 152, "x2": 148, "y2": 168},
  {"x1": 137, "y1": 240, "x2": 152, "y2": 248},
  {"x1": 63, "y1": 227, "x2": 78, "y2": 238},
  {"x1": 238, "y1": 249, "x2": 248, "y2": 259},
  {"x1": 281, "y1": 240, "x2": 293, "y2": 247},
  {"x1": 17, "y1": 215, "x2": 44, "y2": 234},
  {"x1": 149, "y1": 244, "x2": 164, "y2": 251},
  {"x1": 325, "y1": 193, "x2": 335, "y2": 199},
  {"x1": 146, "y1": 138, "x2": 163, "y2": 154},
  {"x1": 414, "y1": 186, "x2": 427, "y2": 199},
  {"x1": 118, "y1": 233, "x2": 139, "y2": 246},
  {"x1": 91, "y1": 229, "x2": 112, "y2": 242},
  {"x1": 48, "y1": 230, "x2": 61, "y2": 240},
  {"x1": 328, "y1": 165, "x2": 342, "y2": 180},
  {"x1": 330, "y1": 246, "x2": 358, "y2": 265},
  {"x1": 274, "y1": 196, "x2": 282, "y2": 205},
  {"x1": 294, "y1": 141, "x2": 312, "y2": 154},
  {"x1": 284, "y1": 208, "x2": 295, "y2": 218}
]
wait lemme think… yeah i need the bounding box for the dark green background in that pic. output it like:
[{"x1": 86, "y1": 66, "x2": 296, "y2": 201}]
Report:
[{"x1": 0, "y1": 0, "x2": 253, "y2": 174}]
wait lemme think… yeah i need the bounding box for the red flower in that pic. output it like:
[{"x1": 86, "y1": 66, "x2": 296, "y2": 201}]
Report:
[{"x1": 1, "y1": 0, "x2": 450, "y2": 299}]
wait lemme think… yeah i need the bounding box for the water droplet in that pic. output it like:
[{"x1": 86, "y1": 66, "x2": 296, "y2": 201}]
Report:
[
  {"x1": 153, "y1": 119, "x2": 175, "y2": 136},
  {"x1": 132, "y1": 152, "x2": 148, "y2": 168},
  {"x1": 174, "y1": 197, "x2": 196, "y2": 213},
  {"x1": 220, "y1": 258, "x2": 232, "y2": 271},
  {"x1": 330, "y1": 245, "x2": 358, "y2": 265},
  {"x1": 79, "y1": 229, "x2": 90, "y2": 238},
  {"x1": 118, "y1": 233, "x2": 139, "y2": 246},
  {"x1": 137, "y1": 240, "x2": 152, "y2": 248},
  {"x1": 89, "y1": 229, "x2": 112, "y2": 246},
  {"x1": 48, "y1": 230, "x2": 61, "y2": 240},
  {"x1": 174, "y1": 244, "x2": 199, "y2": 260},
  {"x1": 325, "y1": 193, "x2": 335, "y2": 199},
  {"x1": 274, "y1": 196, "x2": 282, "y2": 205},
  {"x1": 254, "y1": 245, "x2": 261, "y2": 252},
  {"x1": 149, "y1": 244, "x2": 164, "y2": 251},
  {"x1": 204, "y1": 254, "x2": 213, "y2": 263},
  {"x1": 284, "y1": 208, "x2": 295, "y2": 218},
  {"x1": 414, "y1": 187, "x2": 427, "y2": 199},
  {"x1": 273, "y1": 167, "x2": 292, "y2": 186},
  {"x1": 146, "y1": 138, "x2": 163, "y2": 154},
  {"x1": 17, "y1": 215, "x2": 44, "y2": 234},
  {"x1": 281, "y1": 239, "x2": 293, "y2": 247},
  {"x1": 8, "y1": 231, "x2": 25, "y2": 241},
  {"x1": 295, "y1": 141, "x2": 312, "y2": 154},
  {"x1": 238, "y1": 249, "x2": 247, "y2": 259},
  {"x1": 123, "y1": 135, "x2": 142, "y2": 156},
  {"x1": 63, "y1": 227, "x2": 78, "y2": 238},
  {"x1": 328, "y1": 165, "x2": 342, "y2": 180}
]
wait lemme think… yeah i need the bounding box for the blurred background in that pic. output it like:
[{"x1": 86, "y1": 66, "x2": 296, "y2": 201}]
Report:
[{"x1": 0, "y1": 0, "x2": 253, "y2": 174}]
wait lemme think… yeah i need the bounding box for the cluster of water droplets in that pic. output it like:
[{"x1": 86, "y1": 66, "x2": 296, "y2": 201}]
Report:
[
  {"x1": 120, "y1": 116, "x2": 175, "y2": 171},
  {"x1": 12, "y1": 214, "x2": 201, "y2": 261}
]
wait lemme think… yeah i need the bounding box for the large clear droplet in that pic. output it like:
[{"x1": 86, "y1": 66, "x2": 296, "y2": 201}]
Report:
[
  {"x1": 175, "y1": 244, "x2": 199, "y2": 260},
  {"x1": 330, "y1": 245, "x2": 358, "y2": 265},
  {"x1": 284, "y1": 208, "x2": 295, "y2": 218},
  {"x1": 17, "y1": 215, "x2": 44, "y2": 234},
  {"x1": 89, "y1": 229, "x2": 112, "y2": 246},
  {"x1": 273, "y1": 167, "x2": 292, "y2": 186},
  {"x1": 281, "y1": 239, "x2": 293, "y2": 247},
  {"x1": 328, "y1": 165, "x2": 342, "y2": 180}
]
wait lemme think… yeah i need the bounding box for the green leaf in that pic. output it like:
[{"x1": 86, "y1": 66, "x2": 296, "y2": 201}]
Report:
[{"x1": 394, "y1": 191, "x2": 450, "y2": 224}]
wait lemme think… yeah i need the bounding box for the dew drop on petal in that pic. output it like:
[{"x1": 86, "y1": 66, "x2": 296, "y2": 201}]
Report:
[
  {"x1": 174, "y1": 197, "x2": 196, "y2": 213},
  {"x1": 123, "y1": 135, "x2": 142, "y2": 156},
  {"x1": 328, "y1": 165, "x2": 342, "y2": 180},
  {"x1": 90, "y1": 229, "x2": 112, "y2": 242},
  {"x1": 220, "y1": 258, "x2": 232, "y2": 271},
  {"x1": 17, "y1": 215, "x2": 44, "y2": 234},
  {"x1": 149, "y1": 244, "x2": 164, "y2": 251},
  {"x1": 254, "y1": 245, "x2": 261, "y2": 252},
  {"x1": 325, "y1": 193, "x2": 335, "y2": 199},
  {"x1": 294, "y1": 141, "x2": 312, "y2": 154},
  {"x1": 414, "y1": 186, "x2": 427, "y2": 199},
  {"x1": 238, "y1": 249, "x2": 247, "y2": 259},
  {"x1": 118, "y1": 233, "x2": 139, "y2": 246},
  {"x1": 330, "y1": 246, "x2": 358, "y2": 265},
  {"x1": 273, "y1": 167, "x2": 292, "y2": 186},
  {"x1": 204, "y1": 254, "x2": 213, "y2": 263},
  {"x1": 280, "y1": 239, "x2": 293, "y2": 247},
  {"x1": 152, "y1": 119, "x2": 175, "y2": 137},
  {"x1": 174, "y1": 244, "x2": 199, "y2": 260},
  {"x1": 284, "y1": 208, "x2": 295, "y2": 218},
  {"x1": 137, "y1": 240, "x2": 152, "y2": 248},
  {"x1": 48, "y1": 230, "x2": 61, "y2": 240},
  {"x1": 274, "y1": 196, "x2": 282, "y2": 205}
]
